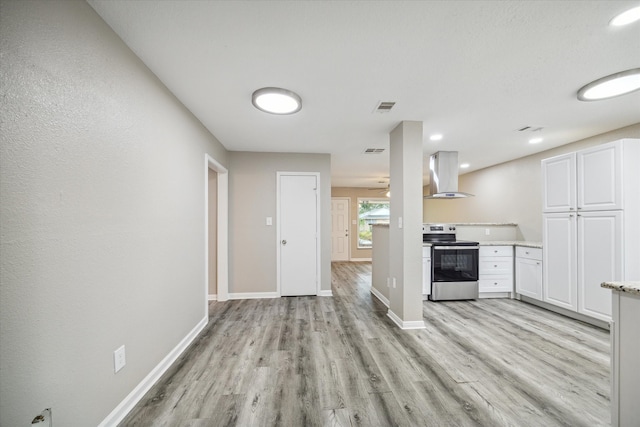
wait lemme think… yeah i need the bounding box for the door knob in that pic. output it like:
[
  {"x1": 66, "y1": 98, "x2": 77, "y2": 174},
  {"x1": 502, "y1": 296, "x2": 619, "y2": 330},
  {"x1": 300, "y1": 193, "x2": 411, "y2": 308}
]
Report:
[{"x1": 281, "y1": 240, "x2": 287, "y2": 245}]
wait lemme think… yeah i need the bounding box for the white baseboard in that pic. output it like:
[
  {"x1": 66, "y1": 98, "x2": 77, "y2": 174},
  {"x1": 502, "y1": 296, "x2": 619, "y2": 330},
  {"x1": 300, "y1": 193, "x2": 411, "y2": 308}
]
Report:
[
  {"x1": 98, "y1": 316, "x2": 208, "y2": 427},
  {"x1": 387, "y1": 309, "x2": 426, "y2": 330},
  {"x1": 350, "y1": 258, "x2": 372, "y2": 262},
  {"x1": 228, "y1": 292, "x2": 279, "y2": 299},
  {"x1": 318, "y1": 290, "x2": 333, "y2": 297},
  {"x1": 208, "y1": 294, "x2": 217, "y2": 301},
  {"x1": 370, "y1": 286, "x2": 389, "y2": 307}
]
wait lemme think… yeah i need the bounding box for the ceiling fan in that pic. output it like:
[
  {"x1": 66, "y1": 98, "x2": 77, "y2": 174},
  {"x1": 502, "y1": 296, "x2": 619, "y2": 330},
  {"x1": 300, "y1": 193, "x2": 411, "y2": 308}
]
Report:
[{"x1": 367, "y1": 179, "x2": 390, "y2": 196}]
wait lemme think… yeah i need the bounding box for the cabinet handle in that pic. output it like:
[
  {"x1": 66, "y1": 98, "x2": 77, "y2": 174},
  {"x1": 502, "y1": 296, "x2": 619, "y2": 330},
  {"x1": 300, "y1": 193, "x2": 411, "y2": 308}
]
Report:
[
  {"x1": 536, "y1": 262, "x2": 540, "y2": 265},
  {"x1": 569, "y1": 214, "x2": 574, "y2": 217},
  {"x1": 494, "y1": 265, "x2": 498, "y2": 268},
  {"x1": 569, "y1": 207, "x2": 574, "y2": 210},
  {"x1": 525, "y1": 251, "x2": 529, "y2": 255},
  {"x1": 494, "y1": 282, "x2": 498, "y2": 285}
]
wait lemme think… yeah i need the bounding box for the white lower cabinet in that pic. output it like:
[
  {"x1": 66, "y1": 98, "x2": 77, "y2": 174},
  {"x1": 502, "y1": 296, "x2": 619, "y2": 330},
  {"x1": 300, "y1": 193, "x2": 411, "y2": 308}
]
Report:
[
  {"x1": 422, "y1": 246, "x2": 431, "y2": 298},
  {"x1": 543, "y1": 211, "x2": 622, "y2": 321},
  {"x1": 515, "y1": 247, "x2": 542, "y2": 300},
  {"x1": 479, "y1": 246, "x2": 513, "y2": 294}
]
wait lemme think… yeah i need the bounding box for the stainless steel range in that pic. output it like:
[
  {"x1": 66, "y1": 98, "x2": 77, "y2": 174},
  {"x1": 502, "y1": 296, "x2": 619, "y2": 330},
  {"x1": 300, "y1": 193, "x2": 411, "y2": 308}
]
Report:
[{"x1": 423, "y1": 224, "x2": 479, "y2": 301}]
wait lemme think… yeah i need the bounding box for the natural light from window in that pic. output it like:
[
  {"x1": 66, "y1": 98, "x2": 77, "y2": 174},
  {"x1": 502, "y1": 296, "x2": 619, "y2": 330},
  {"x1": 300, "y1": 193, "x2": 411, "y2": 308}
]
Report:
[{"x1": 357, "y1": 198, "x2": 390, "y2": 249}]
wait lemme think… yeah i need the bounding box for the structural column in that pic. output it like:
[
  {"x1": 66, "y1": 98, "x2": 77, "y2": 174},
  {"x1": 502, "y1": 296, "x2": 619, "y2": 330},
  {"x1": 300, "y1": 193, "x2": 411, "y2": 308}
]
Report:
[{"x1": 388, "y1": 121, "x2": 425, "y2": 329}]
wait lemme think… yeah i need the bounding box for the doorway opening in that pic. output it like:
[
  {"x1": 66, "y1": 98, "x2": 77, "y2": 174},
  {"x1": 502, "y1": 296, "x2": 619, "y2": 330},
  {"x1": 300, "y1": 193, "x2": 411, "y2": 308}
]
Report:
[{"x1": 205, "y1": 154, "x2": 228, "y2": 316}]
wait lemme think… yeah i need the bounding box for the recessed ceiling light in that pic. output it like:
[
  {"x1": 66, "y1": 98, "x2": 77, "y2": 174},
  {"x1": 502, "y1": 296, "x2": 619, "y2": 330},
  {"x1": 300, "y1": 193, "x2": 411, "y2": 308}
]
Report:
[
  {"x1": 610, "y1": 6, "x2": 640, "y2": 26},
  {"x1": 529, "y1": 137, "x2": 543, "y2": 144},
  {"x1": 252, "y1": 87, "x2": 302, "y2": 114},
  {"x1": 577, "y1": 68, "x2": 640, "y2": 101},
  {"x1": 429, "y1": 134, "x2": 443, "y2": 141},
  {"x1": 459, "y1": 163, "x2": 470, "y2": 169}
]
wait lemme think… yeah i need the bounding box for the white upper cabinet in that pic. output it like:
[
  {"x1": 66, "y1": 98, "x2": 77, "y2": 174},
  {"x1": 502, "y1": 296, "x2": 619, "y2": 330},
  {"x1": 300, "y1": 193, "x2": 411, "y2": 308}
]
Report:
[
  {"x1": 542, "y1": 140, "x2": 623, "y2": 213},
  {"x1": 542, "y1": 153, "x2": 576, "y2": 213},
  {"x1": 577, "y1": 142, "x2": 622, "y2": 211}
]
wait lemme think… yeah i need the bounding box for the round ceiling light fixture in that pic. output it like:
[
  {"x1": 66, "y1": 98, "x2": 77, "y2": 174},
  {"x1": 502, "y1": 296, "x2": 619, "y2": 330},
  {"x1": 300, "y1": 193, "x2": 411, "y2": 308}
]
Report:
[
  {"x1": 252, "y1": 87, "x2": 302, "y2": 114},
  {"x1": 610, "y1": 6, "x2": 640, "y2": 26},
  {"x1": 459, "y1": 163, "x2": 470, "y2": 169},
  {"x1": 577, "y1": 68, "x2": 640, "y2": 101},
  {"x1": 429, "y1": 133, "x2": 443, "y2": 141}
]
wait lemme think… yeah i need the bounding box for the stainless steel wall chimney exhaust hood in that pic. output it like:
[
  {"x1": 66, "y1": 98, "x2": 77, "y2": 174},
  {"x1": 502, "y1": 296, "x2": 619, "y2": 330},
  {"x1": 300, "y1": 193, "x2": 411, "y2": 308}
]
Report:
[{"x1": 424, "y1": 151, "x2": 474, "y2": 199}]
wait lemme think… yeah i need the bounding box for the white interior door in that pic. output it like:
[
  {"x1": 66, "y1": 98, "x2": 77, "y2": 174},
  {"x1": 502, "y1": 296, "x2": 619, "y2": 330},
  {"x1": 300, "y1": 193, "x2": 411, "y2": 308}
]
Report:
[
  {"x1": 331, "y1": 198, "x2": 350, "y2": 261},
  {"x1": 278, "y1": 173, "x2": 319, "y2": 296}
]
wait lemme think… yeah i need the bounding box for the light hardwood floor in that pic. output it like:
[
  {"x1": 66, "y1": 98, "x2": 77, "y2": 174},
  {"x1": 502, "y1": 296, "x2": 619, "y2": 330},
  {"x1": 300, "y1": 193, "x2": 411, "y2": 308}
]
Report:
[{"x1": 120, "y1": 262, "x2": 610, "y2": 426}]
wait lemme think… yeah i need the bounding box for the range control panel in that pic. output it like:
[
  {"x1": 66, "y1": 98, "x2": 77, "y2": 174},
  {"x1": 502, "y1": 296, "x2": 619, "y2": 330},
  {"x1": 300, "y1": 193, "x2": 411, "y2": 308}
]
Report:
[{"x1": 422, "y1": 224, "x2": 456, "y2": 234}]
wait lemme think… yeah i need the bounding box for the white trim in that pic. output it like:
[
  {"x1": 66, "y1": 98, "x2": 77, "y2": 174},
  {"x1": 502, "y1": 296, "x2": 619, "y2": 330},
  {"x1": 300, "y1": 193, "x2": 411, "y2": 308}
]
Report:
[
  {"x1": 331, "y1": 196, "x2": 351, "y2": 261},
  {"x1": 208, "y1": 294, "x2": 217, "y2": 301},
  {"x1": 98, "y1": 316, "x2": 208, "y2": 427},
  {"x1": 370, "y1": 287, "x2": 389, "y2": 307},
  {"x1": 276, "y1": 172, "x2": 322, "y2": 297},
  {"x1": 318, "y1": 289, "x2": 333, "y2": 297},
  {"x1": 228, "y1": 292, "x2": 280, "y2": 300},
  {"x1": 350, "y1": 257, "x2": 372, "y2": 262},
  {"x1": 205, "y1": 155, "x2": 229, "y2": 314},
  {"x1": 387, "y1": 309, "x2": 426, "y2": 330}
]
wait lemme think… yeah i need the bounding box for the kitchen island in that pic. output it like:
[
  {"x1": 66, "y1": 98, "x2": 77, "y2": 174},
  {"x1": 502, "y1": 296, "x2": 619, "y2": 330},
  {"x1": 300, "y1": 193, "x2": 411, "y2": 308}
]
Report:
[{"x1": 601, "y1": 281, "x2": 640, "y2": 427}]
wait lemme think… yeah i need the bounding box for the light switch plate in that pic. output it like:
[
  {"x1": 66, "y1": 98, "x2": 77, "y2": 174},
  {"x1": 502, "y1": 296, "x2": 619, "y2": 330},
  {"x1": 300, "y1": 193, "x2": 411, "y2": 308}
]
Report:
[
  {"x1": 266, "y1": 217, "x2": 272, "y2": 226},
  {"x1": 114, "y1": 345, "x2": 126, "y2": 373}
]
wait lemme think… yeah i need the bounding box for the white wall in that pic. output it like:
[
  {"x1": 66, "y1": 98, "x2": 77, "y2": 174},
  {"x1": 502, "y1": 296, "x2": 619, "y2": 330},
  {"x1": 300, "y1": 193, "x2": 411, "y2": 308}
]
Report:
[
  {"x1": 228, "y1": 152, "x2": 331, "y2": 295},
  {"x1": 424, "y1": 123, "x2": 640, "y2": 241},
  {"x1": 0, "y1": 1, "x2": 228, "y2": 425}
]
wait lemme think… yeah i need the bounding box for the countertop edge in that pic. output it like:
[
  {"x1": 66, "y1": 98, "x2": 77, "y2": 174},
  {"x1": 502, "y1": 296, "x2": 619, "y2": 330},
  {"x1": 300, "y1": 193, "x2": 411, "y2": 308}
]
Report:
[
  {"x1": 478, "y1": 241, "x2": 543, "y2": 249},
  {"x1": 601, "y1": 281, "x2": 640, "y2": 295}
]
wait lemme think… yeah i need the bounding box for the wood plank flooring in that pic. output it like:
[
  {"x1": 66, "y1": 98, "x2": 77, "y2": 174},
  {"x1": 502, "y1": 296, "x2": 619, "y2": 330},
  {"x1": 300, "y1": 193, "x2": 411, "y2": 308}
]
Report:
[{"x1": 120, "y1": 262, "x2": 610, "y2": 426}]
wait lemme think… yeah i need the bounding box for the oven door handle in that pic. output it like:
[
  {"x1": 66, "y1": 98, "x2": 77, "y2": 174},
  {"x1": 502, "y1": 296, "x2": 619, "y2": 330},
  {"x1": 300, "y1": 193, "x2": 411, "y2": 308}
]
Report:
[{"x1": 433, "y1": 246, "x2": 479, "y2": 251}]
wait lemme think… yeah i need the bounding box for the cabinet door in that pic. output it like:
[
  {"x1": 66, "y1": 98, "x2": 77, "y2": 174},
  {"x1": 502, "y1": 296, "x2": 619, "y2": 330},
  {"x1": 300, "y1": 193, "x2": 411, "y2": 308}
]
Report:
[
  {"x1": 577, "y1": 141, "x2": 622, "y2": 211},
  {"x1": 577, "y1": 211, "x2": 622, "y2": 321},
  {"x1": 516, "y1": 257, "x2": 542, "y2": 300},
  {"x1": 543, "y1": 213, "x2": 577, "y2": 310},
  {"x1": 422, "y1": 257, "x2": 431, "y2": 296},
  {"x1": 542, "y1": 153, "x2": 576, "y2": 213}
]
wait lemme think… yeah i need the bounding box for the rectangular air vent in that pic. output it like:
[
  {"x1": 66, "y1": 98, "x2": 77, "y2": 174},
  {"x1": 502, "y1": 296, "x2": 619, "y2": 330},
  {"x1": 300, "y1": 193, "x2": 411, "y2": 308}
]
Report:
[
  {"x1": 363, "y1": 148, "x2": 385, "y2": 154},
  {"x1": 374, "y1": 101, "x2": 396, "y2": 113}
]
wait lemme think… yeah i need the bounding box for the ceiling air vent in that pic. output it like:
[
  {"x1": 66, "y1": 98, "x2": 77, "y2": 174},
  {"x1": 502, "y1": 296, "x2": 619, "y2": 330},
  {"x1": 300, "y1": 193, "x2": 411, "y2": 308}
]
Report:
[
  {"x1": 374, "y1": 101, "x2": 396, "y2": 113},
  {"x1": 363, "y1": 148, "x2": 385, "y2": 154},
  {"x1": 516, "y1": 126, "x2": 544, "y2": 132}
]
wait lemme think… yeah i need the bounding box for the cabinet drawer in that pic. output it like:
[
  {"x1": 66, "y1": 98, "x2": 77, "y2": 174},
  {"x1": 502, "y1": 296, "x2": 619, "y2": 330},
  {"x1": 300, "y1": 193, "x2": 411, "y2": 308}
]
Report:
[
  {"x1": 479, "y1": 259, "x2": 513, "y2": 275},
  {"x1": 480, "y1": 246, "x2": 513, "y2": 257},
  {"x1": 479, "y1": 278, "x2": 513, "y2": 292},
  {"x1": 516, "y1": 246, "x2": 542, "y2": 261}
]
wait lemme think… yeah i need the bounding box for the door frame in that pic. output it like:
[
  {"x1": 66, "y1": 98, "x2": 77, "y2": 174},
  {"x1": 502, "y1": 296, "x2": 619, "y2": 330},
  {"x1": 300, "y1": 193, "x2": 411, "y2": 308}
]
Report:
[
  {"x1": 331, "y1": 197, "x2": 351, "y2": 261},
  {"x1": 276, "y1": 171, "x2": 321, "y2": 297},
  {"x1": 205, "y1": 154, "x2": 229, "y2": 312}
]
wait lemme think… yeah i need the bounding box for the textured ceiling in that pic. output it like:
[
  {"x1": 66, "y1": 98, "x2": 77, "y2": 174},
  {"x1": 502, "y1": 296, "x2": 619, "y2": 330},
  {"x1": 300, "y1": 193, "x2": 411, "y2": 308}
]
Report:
[{"x1": 88, "y1": 0, "x2": 640, "y2": 187}]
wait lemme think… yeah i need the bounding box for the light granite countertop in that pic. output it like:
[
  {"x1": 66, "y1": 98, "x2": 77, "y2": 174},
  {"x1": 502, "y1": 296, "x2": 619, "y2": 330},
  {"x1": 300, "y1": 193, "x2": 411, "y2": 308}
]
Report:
[
  {"x1": 601, "y1": 281, "x2": 640, "y2": 295},
  {"x1": 478, "y1": 241, "x2": 543, "y2": 249}
]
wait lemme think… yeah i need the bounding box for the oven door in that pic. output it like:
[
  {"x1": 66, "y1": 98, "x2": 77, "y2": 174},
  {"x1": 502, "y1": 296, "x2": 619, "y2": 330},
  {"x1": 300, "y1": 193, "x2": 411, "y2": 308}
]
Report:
[{"x1": 431, "y1": 245, "x2": 479, "y2": 282}]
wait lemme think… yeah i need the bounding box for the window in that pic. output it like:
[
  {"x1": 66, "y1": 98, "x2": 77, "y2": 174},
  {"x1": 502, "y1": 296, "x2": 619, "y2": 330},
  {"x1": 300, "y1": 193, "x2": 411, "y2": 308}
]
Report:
[{"x1": 357, "y1": 198, "x2": 390, "y2": 248}]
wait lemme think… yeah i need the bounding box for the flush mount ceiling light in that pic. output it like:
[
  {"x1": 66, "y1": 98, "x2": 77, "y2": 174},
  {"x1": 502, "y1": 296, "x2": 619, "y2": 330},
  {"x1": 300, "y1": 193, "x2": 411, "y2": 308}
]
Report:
[
  {"x1": 529, "y1": 137, "x2": 544, "y2": 144},
  {"x1": 252, "y1": 87, "x2": 302, "y2": 114},
  {"x1": 459, "y1": 163, "x2": 470, "y2": 169},
  {"x1": 429, "y1": 133, "x2": 443, "y2": 141},
  {"x1": 577, "y1": 68, "x2": 640, "y2": 101},
  {"x1": 610, "y1": 6, "x2": 640, "y2": 26}
]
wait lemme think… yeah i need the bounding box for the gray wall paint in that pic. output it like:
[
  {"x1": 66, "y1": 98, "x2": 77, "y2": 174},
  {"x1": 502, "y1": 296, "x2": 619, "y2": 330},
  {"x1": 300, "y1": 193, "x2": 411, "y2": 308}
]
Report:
[
  {"x1": 0, "y1": 1, "x2": 228, "y2": 425},
  {"x1": 424, "y1": 123, "x2": 640, "y2": 241},
  {"x1": 228, "y1": 152, "x2": 331, "y2": 294},
  {"x1": 388, "y1": 121, "x2": 424, "y2": 323}
]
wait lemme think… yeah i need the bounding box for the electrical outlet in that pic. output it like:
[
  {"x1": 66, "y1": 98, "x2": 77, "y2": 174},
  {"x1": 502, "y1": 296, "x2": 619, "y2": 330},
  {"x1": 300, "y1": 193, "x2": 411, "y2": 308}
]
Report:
[
  {"x1": 485, "y1": 228, "x2": 490, "y2": 236},
  {"x1": 392, "y1": 277, "x2": 397, "y2": 288},
  {"x1": 114, "y1": 345, "x2": 126, "y2": 373},
  {"x1": 266, "y1": 217, "x2": 272, "y2": 226}
]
